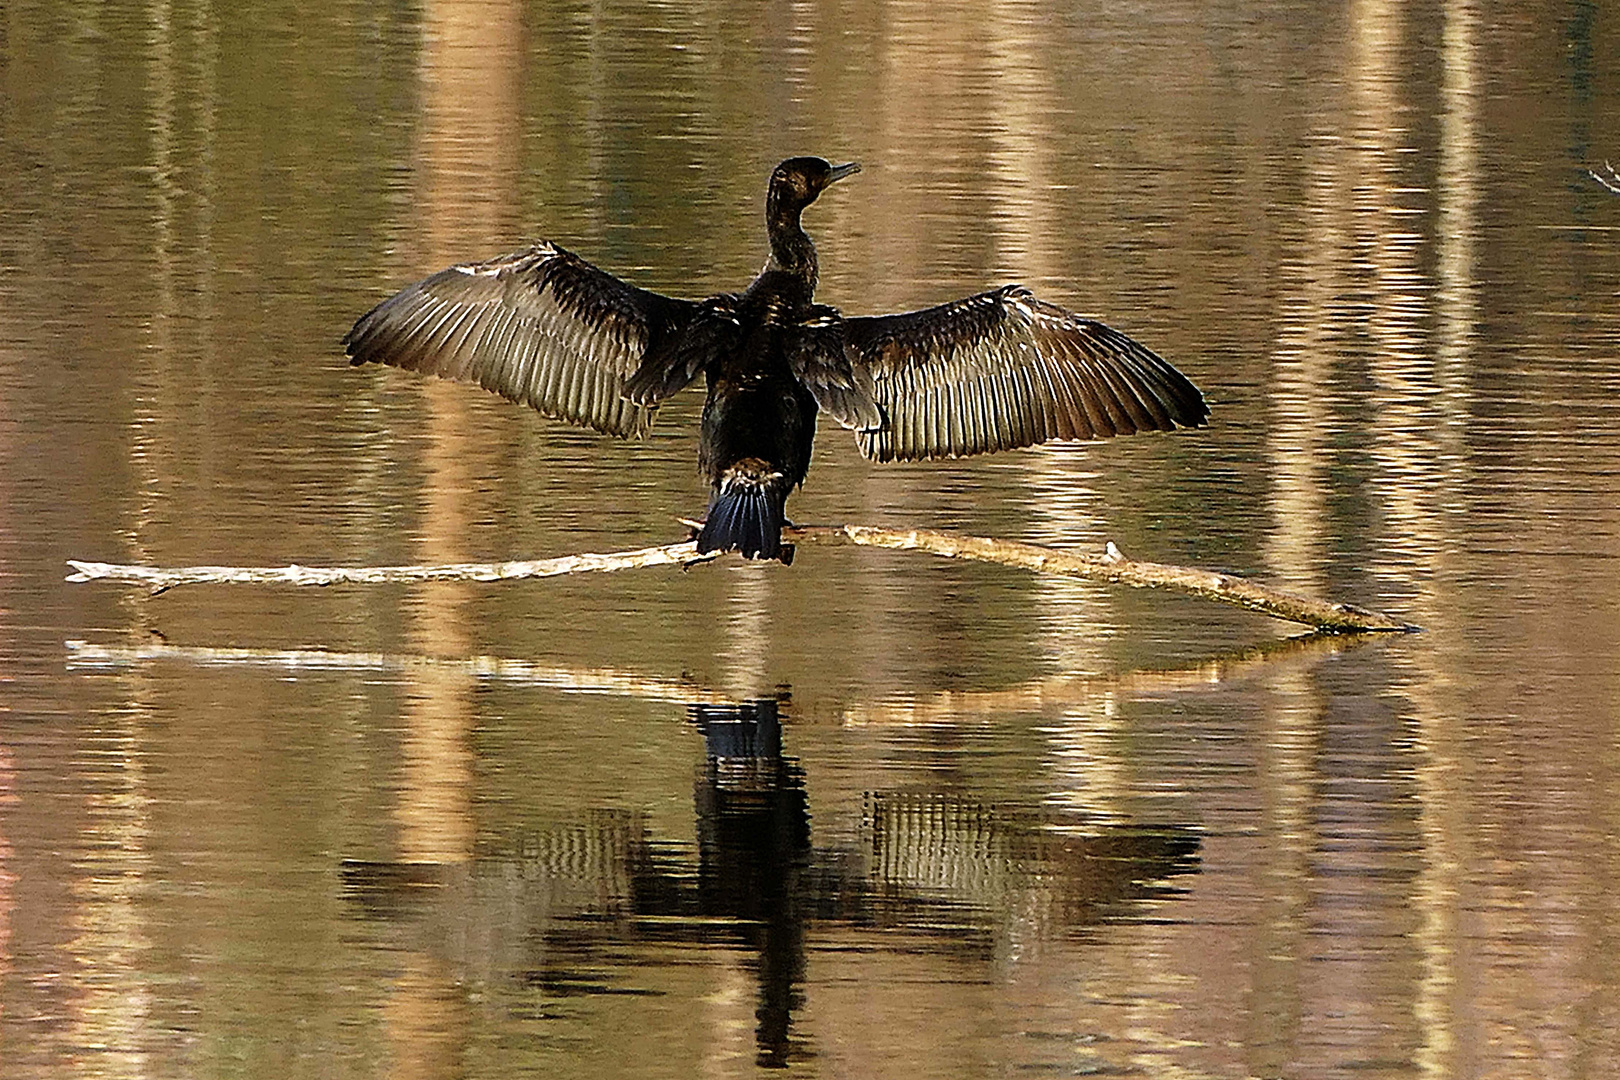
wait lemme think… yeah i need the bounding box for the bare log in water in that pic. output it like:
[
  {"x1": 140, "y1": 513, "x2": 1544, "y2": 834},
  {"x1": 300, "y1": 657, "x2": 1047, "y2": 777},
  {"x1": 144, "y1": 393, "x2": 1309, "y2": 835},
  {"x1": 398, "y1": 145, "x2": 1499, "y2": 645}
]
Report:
[
  {"x1": 65, "y1": 541, "x2": 718, "y2": 589},
  {"x1": 786, "y1": 526, "x2": 1418, "y2": 633},
  {"x1": 66, "y1": 523, "x2": 1418, "y2": 633}
]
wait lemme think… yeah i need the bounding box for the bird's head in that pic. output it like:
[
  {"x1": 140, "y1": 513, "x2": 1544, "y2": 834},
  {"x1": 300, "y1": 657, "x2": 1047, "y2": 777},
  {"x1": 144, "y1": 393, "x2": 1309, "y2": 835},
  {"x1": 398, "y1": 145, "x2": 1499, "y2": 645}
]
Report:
[{"x1": 768, "y1": 157, "x2": 860, "y2": 215}]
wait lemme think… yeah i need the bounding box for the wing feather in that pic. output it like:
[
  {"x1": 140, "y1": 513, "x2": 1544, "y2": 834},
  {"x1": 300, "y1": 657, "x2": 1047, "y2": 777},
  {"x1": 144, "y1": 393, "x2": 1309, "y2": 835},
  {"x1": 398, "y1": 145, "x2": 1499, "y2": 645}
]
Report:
[
  {"x1": 967, "y1": 371, "x2": 988, "y2": 455},
  {"x1": 344, "y1": 240, "x2": 705, "y2": 438},
  {"x1": 1014, "y1": 364, "x2": 1039, "y2": 447},
  {"x1": 979, "y1": 373, "x2": 1001, "y2": 453},
  {"x1": 848, "y1": 285, "x2": 1207, "y2": 462},
  {"x1": 1079, "y1": 334, "x2": 1149, "y2": 432}
]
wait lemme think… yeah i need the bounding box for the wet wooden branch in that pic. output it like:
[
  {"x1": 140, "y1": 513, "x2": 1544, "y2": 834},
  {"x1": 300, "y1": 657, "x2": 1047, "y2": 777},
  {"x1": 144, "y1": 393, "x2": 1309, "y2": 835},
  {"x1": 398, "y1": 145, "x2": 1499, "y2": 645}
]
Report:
[
  {"x1": 66, "y1": 523, "x2": 1418, "y2": 633},
  {"x1": 66, "y1": 541, "x2": 718, "y2": 590},
  {"x1": 786, "y1": 525, "x2": 1418, "y2": 633}
]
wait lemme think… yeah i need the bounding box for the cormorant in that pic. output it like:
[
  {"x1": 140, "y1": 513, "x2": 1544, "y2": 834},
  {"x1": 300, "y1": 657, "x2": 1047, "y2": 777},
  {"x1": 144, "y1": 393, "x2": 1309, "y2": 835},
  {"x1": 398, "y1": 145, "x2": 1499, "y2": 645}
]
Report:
[{"x1": 344, "y1": 156, "x2": 1209, "y2": 563}]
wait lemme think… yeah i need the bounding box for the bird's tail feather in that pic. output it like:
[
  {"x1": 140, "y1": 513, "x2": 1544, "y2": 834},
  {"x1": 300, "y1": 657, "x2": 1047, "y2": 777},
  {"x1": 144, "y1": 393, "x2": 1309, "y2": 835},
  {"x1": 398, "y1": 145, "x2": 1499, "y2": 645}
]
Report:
[{"x1": 697, "y1": 462, "x2": 787, "y2": 562}]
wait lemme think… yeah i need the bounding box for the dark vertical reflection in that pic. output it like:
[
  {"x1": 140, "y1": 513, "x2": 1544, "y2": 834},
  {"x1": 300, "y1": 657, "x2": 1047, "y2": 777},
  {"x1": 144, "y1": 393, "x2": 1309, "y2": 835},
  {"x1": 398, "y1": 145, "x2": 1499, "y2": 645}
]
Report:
[
  {"x1": 689, "y1": 700, "x2": 808, "y2": 1068},
  {"x1": 0, "y1": 1, "x2": 25, "y2": 1053}
]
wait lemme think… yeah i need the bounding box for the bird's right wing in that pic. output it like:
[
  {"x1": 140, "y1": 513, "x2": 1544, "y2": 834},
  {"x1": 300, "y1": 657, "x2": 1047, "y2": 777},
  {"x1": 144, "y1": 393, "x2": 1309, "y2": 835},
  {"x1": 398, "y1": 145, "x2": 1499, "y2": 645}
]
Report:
[
  {"x1": 843, "y1": 285, "x2": 1209, "y2": 462},
  {"x1": 344, "y1": 241, "x2": 708, "y2": 438}
]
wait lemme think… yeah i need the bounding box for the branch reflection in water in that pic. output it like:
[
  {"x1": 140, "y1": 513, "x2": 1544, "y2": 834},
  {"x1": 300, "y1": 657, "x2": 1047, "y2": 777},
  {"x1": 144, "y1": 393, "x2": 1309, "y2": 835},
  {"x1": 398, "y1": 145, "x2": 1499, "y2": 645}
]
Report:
[{"x1": 63, "y1": 630, "x2": 1378, "y2": 722}]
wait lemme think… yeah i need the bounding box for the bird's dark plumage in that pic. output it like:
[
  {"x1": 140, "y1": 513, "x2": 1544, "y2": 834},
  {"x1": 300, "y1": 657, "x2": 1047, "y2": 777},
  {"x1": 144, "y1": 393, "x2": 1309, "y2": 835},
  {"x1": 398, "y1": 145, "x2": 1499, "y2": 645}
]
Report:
[{"x1": 344, "y1": 156, "x2": 1209, "y2": 562}]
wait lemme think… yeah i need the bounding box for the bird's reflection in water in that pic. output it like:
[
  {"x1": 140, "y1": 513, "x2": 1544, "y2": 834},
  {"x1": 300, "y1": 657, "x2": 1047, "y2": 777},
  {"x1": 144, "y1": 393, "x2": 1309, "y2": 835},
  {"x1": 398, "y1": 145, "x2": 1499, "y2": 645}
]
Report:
[
  {"x1": 343, "y1": 697, "x2": 1199, "y2": 1068},
  {"x1": 689, "y1": 699, "x2": 807, "y2": 1066}
]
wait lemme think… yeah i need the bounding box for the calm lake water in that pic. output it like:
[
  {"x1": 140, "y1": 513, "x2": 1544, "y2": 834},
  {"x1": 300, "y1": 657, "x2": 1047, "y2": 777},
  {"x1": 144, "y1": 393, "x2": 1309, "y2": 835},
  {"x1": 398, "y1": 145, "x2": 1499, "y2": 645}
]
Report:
[{"x1": 4, "y1": 1, "x2": 1620, "y2": 1077}]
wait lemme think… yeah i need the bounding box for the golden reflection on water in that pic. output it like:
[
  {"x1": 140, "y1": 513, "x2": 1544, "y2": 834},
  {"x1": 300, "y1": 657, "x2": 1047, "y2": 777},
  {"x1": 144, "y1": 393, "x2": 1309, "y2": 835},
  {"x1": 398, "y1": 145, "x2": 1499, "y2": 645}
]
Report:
[
  {"x1": 719, "y1": 564, "x2": 776, "y2": 698},
  {"x1": 55, "y1": 0, "x2": 199, "y2": 1070},
  {"x1": 385, "y1": 0, "x2": 527, "y2": 1072},
  {"x1": 1410, "y1": 3, "x2": 1483, "y2": 1075},
  {"x1": 1265, "y1": 130, "x2": 1336, "y2": 590},
  {"x1": 973, "y1": 2, "x2": 1129, "y2": 829},
  {"x1": 1248, "y1": 665, "x2": 1317, "y2": 1077},
  {"x1": 64, "y1": 707, "x2": 154, "y2": 1080},
  {"x1": 1257, "y1": 0, "x2": 1443, "y2": 1067}
]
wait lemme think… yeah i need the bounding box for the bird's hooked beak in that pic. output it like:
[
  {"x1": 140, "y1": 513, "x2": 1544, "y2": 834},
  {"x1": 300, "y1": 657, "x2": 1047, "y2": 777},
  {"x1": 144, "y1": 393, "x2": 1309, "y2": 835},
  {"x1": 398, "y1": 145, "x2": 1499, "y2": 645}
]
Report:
[{"x1": 827, "y1": 161, "x2": 861, "y2": 185}]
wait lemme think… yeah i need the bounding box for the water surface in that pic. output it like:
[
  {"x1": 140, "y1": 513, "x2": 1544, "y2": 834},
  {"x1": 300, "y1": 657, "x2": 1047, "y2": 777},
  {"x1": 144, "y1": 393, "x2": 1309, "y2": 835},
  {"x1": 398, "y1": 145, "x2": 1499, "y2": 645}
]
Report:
[{"x1": 3, "y1": 1, "x2": 1619, "y2": 1077}]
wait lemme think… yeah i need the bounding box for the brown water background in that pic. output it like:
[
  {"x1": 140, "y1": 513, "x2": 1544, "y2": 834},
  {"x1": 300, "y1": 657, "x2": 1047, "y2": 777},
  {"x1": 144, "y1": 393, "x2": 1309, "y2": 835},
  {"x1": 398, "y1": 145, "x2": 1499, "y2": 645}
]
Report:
[{"x1": 3, "y1": 1, "x2": 1619, "y2": 1077}]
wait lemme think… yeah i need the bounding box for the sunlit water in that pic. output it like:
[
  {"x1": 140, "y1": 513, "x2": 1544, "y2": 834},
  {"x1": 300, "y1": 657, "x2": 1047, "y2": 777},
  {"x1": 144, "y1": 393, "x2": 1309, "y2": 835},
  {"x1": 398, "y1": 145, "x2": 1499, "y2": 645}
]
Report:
[{"x1": 3, "y1": 1, "x2": 1620, "y2": 1077}]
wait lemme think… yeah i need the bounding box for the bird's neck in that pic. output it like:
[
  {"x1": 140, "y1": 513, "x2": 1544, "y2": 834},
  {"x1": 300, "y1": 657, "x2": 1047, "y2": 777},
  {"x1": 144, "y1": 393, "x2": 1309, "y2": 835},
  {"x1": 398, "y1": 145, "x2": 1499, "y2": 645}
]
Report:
[{"x1": 764, "y1": 203, "x2": 819, "y2": 294}]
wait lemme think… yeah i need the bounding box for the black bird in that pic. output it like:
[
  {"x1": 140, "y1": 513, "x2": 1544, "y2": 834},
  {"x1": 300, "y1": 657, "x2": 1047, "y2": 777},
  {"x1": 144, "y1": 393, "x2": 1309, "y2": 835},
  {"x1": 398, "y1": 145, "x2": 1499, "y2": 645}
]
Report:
[{"x1": 344, "y1": 157, "x2": 1209, "y2": 562}]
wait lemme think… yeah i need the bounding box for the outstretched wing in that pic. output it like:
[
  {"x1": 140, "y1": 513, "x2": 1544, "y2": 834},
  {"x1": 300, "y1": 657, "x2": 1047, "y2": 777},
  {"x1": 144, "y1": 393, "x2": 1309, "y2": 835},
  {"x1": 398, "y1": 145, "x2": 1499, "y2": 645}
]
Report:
[
  {"x1": 343, "y1": 241, "x2": 704, "y2": 438},
  {"x1": 844, "y1": 285, "x2": 1208, "y2": 462}
]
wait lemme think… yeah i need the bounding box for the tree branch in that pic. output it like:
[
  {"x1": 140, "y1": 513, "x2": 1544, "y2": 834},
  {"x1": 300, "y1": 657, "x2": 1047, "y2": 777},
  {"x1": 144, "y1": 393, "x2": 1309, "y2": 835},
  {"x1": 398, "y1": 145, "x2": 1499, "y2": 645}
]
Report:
[
  {"x1": 66, "y1": 541, "x2": 717, "y2": 590},
  {"x1": 785, "y1": 525, "x2": 1417, "y2": 633},
  {"x1": 66, "y1": 523, "x2": 1418, "y2": 633}
]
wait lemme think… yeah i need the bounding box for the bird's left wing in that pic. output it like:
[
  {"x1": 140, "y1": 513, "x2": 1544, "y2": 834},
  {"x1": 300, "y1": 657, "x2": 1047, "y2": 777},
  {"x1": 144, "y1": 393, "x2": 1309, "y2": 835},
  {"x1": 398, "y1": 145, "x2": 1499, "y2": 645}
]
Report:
[
  {"x1": 344, "y1": 241, "x2": 705, "y2": 438},
  {"x1": 843, "y1": 285, "x2": 1208, "y2": 462}
]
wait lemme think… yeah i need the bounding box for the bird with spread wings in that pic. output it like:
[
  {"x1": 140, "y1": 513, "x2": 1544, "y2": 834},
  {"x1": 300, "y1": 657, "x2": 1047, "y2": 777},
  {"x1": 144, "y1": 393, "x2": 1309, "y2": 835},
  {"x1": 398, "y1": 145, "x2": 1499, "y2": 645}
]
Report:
[{"x1": 345, "y1": 157, "x2": 1208, "y2": 562}]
